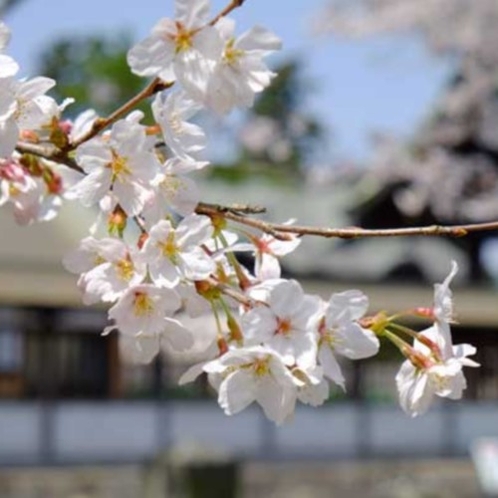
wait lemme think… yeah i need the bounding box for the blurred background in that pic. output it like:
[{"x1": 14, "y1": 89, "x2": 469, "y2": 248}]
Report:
[{"x1": 1, "y1": 0, "x2": 498, "y2": 496}]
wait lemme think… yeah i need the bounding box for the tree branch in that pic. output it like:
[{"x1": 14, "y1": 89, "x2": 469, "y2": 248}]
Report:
[
  {"x1": 15, "y1": 142, "x2": 83, "y2": 173},
  {"x1": 208, "y1": 0, "x2": 246, "y2": 27},
  {"x1": 69, "y1": 78, "x2": 174, "y2": 150},
  {"x1": 196, "y1": 202, "x2": 498, "y2": 239}
]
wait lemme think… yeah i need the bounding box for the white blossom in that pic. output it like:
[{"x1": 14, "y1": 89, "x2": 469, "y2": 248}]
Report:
[
  {"x1": 242, "y1": 279, "x2": 321, "y2": 368},
  {"x1": 141, "y1": 214, "x2": 215, "y2": 288},
  {"x1": 396, "y1": 325, "x2": 479, "y2": 417},
  {"x1": 233, "y1": 224, "x2": 301, "y2": 280},
  {"x1": 202, "y1": 346, "x2": 301, "y2": 424},
  {"x1": 0, "y1": 21, "x2": 18, "y2": 78},
  {"x1": 396, "y1": 263, "x2": 479, "y2": 416},
  {"x1": 152, "y1": 90, "x2": 207, "y2": 162},
  {"x1": 108, "y1": 284, "x2": 193, "y2": 358},
  {"x1": 65, "y1": 237, "x2": 146, "y2": 304},
  {"x1": 0, "y1": 76, "x2": 57, "y2": 158},
  {"x1": 127, "y1": 0, "x2": 223, "y2": 100},
  {"x1": 206, "y1": 18, "x2": 282, "y2": 114},
  {"x1": 142, "y1": 157, "x2": 205, "y2": 225},
  {"x1": 317, "y1": 290, "x2": 379, "y2": 389},
  {"x1": 73, "y1": 113, "x2": 160, "y2": 216}
]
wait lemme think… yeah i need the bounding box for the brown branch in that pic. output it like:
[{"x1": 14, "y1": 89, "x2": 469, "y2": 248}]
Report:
[
  {"x1": 15, "y1": 142, "x2": 83, "y2": 173},
  {"x1": 195, "y1": 202, "x2": 289, "y2": 240},
  {"x1": 196, "y1": 202, "x2": 498, "y2": 239},
  {"x1": 208, "y1": 0, "x2": 246, "y2": 26},
  {"x1": 197, "y1": 201, "x2": 266, "y2": 215},
  {"x1": 261, "y1": 221, "x2": 498, "y2": 239},
  {"x1": 69, "y1": 78, "x2": 174, "y2": 150}
]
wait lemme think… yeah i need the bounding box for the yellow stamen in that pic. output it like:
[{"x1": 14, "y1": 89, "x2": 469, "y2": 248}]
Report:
[
  {"x1": 115, "y1": 257, "x2": 134, "y2": 281},
  {"x1": 8, "y1": 184, "x2": 20, "y2": 197},
  {"x1": 276, "y1": 317, "x2": 292, "y2": 336},
  {"x1": 93, "y1": 255, "x2": 106, "y2": 266},
  {"x1": 252, "y1": 356, "x2": 270, "y2": 377},
  {"x1": 133, "y1": 291, "x2": 154, "y2": 317},
  {"x1": 159, "y1": 231, "x2": 178, "y2": 261},
  {"x1": 174, "y1": 22, "x2": 193, "y2": 53},
  {"x1": 107, "y1": 149, "x2": 131, "y2": 182},
  {"x1": 223, "y1": 38, "x2": 244, "y2": 65}
]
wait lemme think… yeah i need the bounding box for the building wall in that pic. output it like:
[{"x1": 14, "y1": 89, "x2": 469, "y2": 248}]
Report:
[{"x1": 1, "y1": 401, "x2": 498, "y2": 465}]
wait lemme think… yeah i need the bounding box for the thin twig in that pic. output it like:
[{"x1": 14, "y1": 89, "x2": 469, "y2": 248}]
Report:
[
  {"x1": 196, "y1": 202, "x2": 498, "y2": 239},
  {"x1": 196, "y1": 202, "x2": 285, "y2": 238},
  {"x1": 69, "y1": 78, "x2": 174, "y2": 150},
  {"x1": 208, "y1": 0, "x2": 246, "y2": 26},
  {"x1": 258, "y1": 221, "x2": 498, "y2": 239},
  {"x1": 197, "y1": 201, "x2": 266, "y2": 215},
  {"x1": 15, "y1": 142, "x2": 83, "y2": 173},
  {"x1": 208, "y1": 278, "x2": 252, "y2": 307}
]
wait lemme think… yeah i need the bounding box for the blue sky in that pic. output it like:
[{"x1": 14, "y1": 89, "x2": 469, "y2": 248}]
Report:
[{"x1": 4, "y1": 0, "x2": 452, "y2": 163}]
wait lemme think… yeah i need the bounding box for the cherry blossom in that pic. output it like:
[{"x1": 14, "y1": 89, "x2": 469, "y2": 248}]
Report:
[
  {"x1": 317, "y1": 290, "x2": 379, "y2": 389},
  {"x1": 396, "y1": 325, "x2": 479, "y2": 417},
  {"x1": 234, "y1": 225, "x2": 301, "y2": 280},
  {"x1": 242, "y1": 279, "x2": 321, "y2": 368},
  {"x1": 206, "y1": 18, "x2": 282, "y2": 114},
  {"x1": 141, "y1": 213, "x2": 215, "y2": 288},
  {"x1": 396, "y1": 263, "x2": 479, "y2": 416},
  {"x1": 152, "y1": 90, "x2": 207, "y2": 162},
  {"x1": 0, "y1": 156, "x2": 66, "y2": 225},
  {"x1": 0, "y1": 76, "x2": 58, "y2": 158},
  {"x1": 73, "y1": 112, "x2": 159, "y2": 216},
  {"x1": 108, "y1": 284, "x2": 194, "y2": 355},
  {"x1": 127, "y1": 0, "x2": 222, "y2": 100},
  {"x1": 142, "y1": 157, "x2": 205, "y2": 225},
  {"x1": 64, "y1": 237, "x2": 146, "y2": 304},
  {"x1": 203, "y1": 346, "x2": 301, "y2": 424},
  {"x1": 0, "y1": 21, "x2": 19, "y2": 78}
]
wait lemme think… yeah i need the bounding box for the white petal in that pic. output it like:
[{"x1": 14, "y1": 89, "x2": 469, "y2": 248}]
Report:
[
  {"x1": 242, "y1": 307, "x2": 277, "y2": 345},
  {"x1": 236, "y1": 26, "x2": 282, "y2": 53},
  {"x1": 334, "y1": 323, "x2": 380, "y2": 360},
  {"x1": 326, "y1": 290, "x2": 369, "y2": 325},
  {"x1": 269, "y1": 280, "x2": 303, "y2": 317},
  {"x1": 127, "y1": 35, "x2": 174, "y2": 78},
  {"x1": 218, "y1": 370, "x2": 256, "y2": 415},
  {"x1": 162, "y1": 318, "x2": 194, "y2": 351},
  {"x1": 298, "y1": 378, "x2": 329, "y2": 407},
  {"x1": 119, "y1": 335, "x2": 159, "y2": 364},
  {"x1": 256, "y1": 252, "x2": 281, "y2": 280},
  {"x1": 0, "y1": 55, "x2": 18, "y2": 78},
  {"x1": 0, "y1": 117, "x2": 18, "y2": 157},
  {"x1": 178, "y1": 361, "x2": 207, "y2": 385},
  {"x1": 318, "y1": 345, "x2": 345, "y2": 389},
  {"x1": 256, "y1": 378, "x2": 296, "y2": 424},
  {"x1": 396, "y1": 361, "x2": 433, "y2": 417},
  {"x1": 179, "y1": 249, "x2": 215, "y2": 280}
]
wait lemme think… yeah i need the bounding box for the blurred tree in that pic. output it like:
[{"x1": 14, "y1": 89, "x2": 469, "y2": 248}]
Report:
[
  {"x1": 0, "y1": 0, "x2": 26, "y2": 16},
  {"x1": 37, "y1": 33, "x2": 148, "y2": 119},
  {"x1": 314, "y1": 0, "x2": 498, "y2": 282},
  {"x1": 208, "y1": 59, "x2": 325, "y2": 184}
]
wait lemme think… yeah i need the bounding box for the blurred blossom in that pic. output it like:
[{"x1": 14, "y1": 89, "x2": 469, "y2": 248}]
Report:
[
  {"x1": 312, "y1": 0, "x2": 498, "y2": 288},
  {"x1": 239, "y1": 116, "x2": 280, "y2": 154}
]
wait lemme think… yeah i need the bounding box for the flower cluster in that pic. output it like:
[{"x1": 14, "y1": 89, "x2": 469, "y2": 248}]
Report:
[
  {"x1": 0, "y1": 1, "x2": 479, "y2": 424},
  {"x1": 0, "y1": 21, "x2": 74, "y2": 224}
]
